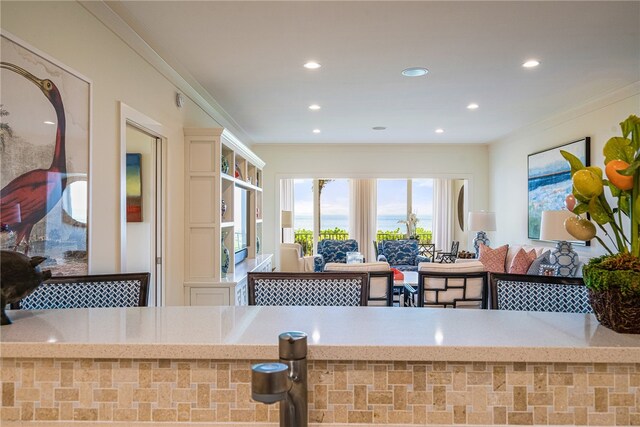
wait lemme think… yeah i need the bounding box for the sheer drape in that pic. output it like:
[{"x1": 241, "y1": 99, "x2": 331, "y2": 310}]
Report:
[
  {"x1": 280, "y1": 179, "x2": 294, "y2": 243},
  {"x1": 349, "y1": 179, "x2": 377, "y2": 262},
  {"x1": 433, "y1": 179, "x2": 454, "y2": 252}
]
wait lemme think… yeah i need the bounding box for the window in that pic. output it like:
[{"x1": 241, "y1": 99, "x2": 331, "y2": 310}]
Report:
[
  {"x1": 376, "y1": 179, "x2": 407, "y2": 237},
  {"x1": 377, "y1": 179, "x2": 433, "y2": 242},
  {"x1": 319, "y1": 179, "x2": 349, "y2": 238}
]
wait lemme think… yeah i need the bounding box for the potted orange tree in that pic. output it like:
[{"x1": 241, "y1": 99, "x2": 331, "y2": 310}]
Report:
[{"x1": 561, "y1": 114, "x2": 640, "y2": 333}]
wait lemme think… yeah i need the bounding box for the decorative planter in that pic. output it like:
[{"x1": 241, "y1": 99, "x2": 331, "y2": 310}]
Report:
[{"x1": 583, "y1": 262, "x2": 640, "y2": 334}]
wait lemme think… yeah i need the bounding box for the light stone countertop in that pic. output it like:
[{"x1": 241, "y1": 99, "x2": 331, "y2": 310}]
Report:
[{"x1": 1, "y1": 306, "x2": 640, "y2": 363}]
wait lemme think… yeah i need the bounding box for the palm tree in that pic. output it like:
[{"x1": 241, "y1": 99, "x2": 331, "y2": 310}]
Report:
[{"x1": 317, "y1": 179, "x2": 333, "y2": 234}]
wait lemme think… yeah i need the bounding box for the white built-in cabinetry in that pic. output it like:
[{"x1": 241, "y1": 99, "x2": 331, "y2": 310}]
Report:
[{"x1": 184, "y1": 128, "x2": 271, "y2": 305}]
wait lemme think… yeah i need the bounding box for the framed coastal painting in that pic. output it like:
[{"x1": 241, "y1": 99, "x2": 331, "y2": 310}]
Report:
[
  {"x1": 527, "y1": 137, "x2": 590, "y2": 242},
  {"x1": 0, "y1": 32, "x2": 91, "y2": 275}
]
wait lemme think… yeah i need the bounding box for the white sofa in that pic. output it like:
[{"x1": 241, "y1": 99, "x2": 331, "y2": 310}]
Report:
[{"x1": 459, "y1": 244, "x2": 583, "y2": 277}]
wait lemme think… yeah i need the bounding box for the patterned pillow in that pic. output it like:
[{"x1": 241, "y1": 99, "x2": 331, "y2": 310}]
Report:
[
  {"x1": 508, "y1": 248, "x2": 537, "y2": 274},
  {"x1": 478, "y1": 244, "x2": 509, "y2": 273},
  {"x1": 527, "y1": 251, "x2": 551, "y2": 275}
]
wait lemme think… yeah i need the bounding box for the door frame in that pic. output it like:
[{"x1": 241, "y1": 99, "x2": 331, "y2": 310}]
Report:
[{"x1": 119, "y1": 102, "x2": 168, "y2": 306}]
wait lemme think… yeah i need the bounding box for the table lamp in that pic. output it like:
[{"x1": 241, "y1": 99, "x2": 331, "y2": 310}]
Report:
[
  {"x1": 539, "y1": 210, "x2": 579, "y2": 277},
  {"x1": 468, "y1": 211, "x2": 496, "y2": 256},
  {"x1": 281, "y1": 210, "x2": 293, "y2": 243}
]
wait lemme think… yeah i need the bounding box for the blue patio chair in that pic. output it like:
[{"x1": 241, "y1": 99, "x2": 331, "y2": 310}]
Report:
[
  {"x1": 314, "y1": 239, "x2": 359, "y2": 272},
  {"x1": 377, "y1": 239, "x2": 430, "y2": 272}
]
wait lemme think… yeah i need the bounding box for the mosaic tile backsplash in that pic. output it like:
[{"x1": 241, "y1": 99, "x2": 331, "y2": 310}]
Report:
[{"x1": 1, "y1": 358, "x2": 639, "y2": 425}]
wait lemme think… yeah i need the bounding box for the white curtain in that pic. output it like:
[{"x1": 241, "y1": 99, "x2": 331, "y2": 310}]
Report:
[
  {"x1": 433, "y1": 179, "x2": 454, "y2": 252},
  {"x1": 280, "y1": 179, "x2": 294, "y2": 243},
  {"x1": 349, "y1": 179, "x2": 377, "y2": 262}
]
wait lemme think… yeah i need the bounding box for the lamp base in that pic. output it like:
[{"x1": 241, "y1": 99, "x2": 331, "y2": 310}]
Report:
[
  {"x1": 549, "y1": 241, "x2": 579, "y2": 277},
  {"x1": 473, "y1": 231, "x2": 490, "y2": 257}
]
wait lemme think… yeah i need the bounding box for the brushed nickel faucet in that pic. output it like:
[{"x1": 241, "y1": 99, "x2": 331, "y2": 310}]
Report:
[{"x1": 251, "y1": 331, "x2": 308, "y2": 427}]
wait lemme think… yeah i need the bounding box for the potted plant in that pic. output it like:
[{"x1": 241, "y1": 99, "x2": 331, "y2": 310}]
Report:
[{"x1": 561, "y1": 114, "x2": 640, "y2": 333}]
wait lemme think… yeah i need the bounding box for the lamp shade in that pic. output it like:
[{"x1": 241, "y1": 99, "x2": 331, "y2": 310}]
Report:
[
  {"x1": 539, "y1": 210, "x2": 574, "y2": 241},
  {"x1": 468, "y1": 211, "x2": 496, "y2": 232},
  {"x1": 281, "y1": 210, "x2": 293, "y2": 228}
]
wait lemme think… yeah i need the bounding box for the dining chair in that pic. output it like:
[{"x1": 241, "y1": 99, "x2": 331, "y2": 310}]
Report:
[
  {"x1": 11, "y1": 273, "x2": 150, "y2": 309},
  {"x1": 435, "y1": 241, "x2": 459, "y2": 263},
  {"x1": 489, "y1": 273, "x2": 591, "y2": 313},
  {"x1": 417, "y1": 261, "x2": 488, "y2": 309},
  {"x1": 247, "y1": 271, "x2": 369, "y2": 306}
]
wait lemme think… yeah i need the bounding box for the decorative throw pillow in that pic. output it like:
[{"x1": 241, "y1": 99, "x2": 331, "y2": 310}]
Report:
[
  {"x1": 527, "y1": 251, "x2": 551, "y2": 275},
  {"x1": 478, "y1": 244, "x2": 509, "y2": 273},
  {"x1": 508, "y1": 248, "x2": 537, "y2": 274}
]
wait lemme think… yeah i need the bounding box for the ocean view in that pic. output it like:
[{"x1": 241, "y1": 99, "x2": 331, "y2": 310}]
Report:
[{"x1": 294, "y1": 214, "x2": 433, "y2": 232}]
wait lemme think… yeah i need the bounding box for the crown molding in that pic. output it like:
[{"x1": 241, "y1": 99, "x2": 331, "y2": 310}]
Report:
[
  {"x1": 491, "y1": 81, "x2": 640, "y2": 145},
  {"x1": 79, "y1": 1, "x2": 253, "y2": 146}
]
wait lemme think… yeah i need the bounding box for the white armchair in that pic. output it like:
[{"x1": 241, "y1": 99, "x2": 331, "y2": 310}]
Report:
[{"x1": 279, "y1": 243, "x2": 315, "y2": 272}]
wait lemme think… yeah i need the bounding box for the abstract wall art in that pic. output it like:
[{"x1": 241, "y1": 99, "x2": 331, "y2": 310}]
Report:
[
  {"x1": 126, "y1": 153, "x2": 143, "y2": 223},
  {"x1": 528, "y1": 137, "x2": 590, "y2": 242}
]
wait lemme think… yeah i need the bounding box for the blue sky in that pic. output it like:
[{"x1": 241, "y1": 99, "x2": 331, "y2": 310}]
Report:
[{"x1": 292, "y1": 179, "x2": 433, "y2": 217}]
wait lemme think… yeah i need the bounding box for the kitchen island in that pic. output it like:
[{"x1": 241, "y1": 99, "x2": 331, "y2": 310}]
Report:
[{"x1": 2, "y1": 306, "x2": 639, "y2": 425}]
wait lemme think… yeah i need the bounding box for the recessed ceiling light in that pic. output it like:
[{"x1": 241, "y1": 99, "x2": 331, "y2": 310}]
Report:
[
  {"x1": 372, "y1": 126, "x2": 387, "y2": 131},
  {"x1": 401, "y1": 67, "x2": 429, "y2": 77},
  {"x1": 304, "y1": 61, "x2": 321, "y2": 69},
  {"x1": 435, "y1": 128, "x2": 444, "y2": 134},
  {"x1": 44, "y1": 121, "x2": 55, "y2": 125},
  {"x1": 467, "y1": 103, "x2": 479, "y2": 110},
  {"x1": 308, "y1": 104, "x2": 321, "y2": 110},
  {"x1": 522, "y1": 59, "x2": 541, "y2": 68},
  {"x1": 312, "y1": 129, "x2": 321, "y2": 134}
]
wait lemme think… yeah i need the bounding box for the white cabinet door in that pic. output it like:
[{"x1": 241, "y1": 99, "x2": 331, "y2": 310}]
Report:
[{"x1": 189, "y1": 287, "x2": 230, "y2": 306}]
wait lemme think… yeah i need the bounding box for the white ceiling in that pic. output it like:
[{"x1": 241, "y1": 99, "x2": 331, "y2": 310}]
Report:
[{"x1": 105, "y1": 1, "x2": 640, "y2": 145}]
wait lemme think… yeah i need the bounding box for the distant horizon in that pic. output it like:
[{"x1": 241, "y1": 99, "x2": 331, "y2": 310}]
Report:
[{"x1": 293, "y1": 213, "x2": 433, "y2": 232}]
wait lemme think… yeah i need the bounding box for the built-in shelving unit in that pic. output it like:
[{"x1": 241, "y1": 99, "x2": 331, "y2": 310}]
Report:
[{"x1": 184, "y1": 128, "x2": 270, "y2": 305}]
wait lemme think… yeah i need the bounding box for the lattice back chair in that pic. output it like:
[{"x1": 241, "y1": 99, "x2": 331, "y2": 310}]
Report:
[
  {"x1": 435, "y1": 241, "x2": 459, "y2": 263},
  {"x1": 417, "y1": 270, "x2": 488, "y2": 309},
  {"x1": 324, "y1": 262, "x2": 394, "y2": 306},
  {"x1": 247, "y1": 272, "x2": 369, "y2": 306},
  {"x1": 490, "y1": 273, "x2": 591, "y2": 313},
  {"x1": 11, "y1": 273, "x2": 150, "y2": 310}
]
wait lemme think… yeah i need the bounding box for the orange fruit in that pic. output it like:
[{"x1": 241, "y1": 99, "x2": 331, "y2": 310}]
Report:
[{"x1": 605, "y1": 159, "x2": 633, "y2": 191}]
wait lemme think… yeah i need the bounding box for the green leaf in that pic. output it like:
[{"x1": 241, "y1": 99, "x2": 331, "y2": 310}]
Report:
[
  {"x1": 620, "y1": 194, "x2": 630, "y2": 216},
  {"x1": 586, "y1": 166, "x2": 603, "y2": 179},
  {"x1": 606, "y1": 180, "x2": 621, "y2": 197},
  {"x1": 619, "y1": 160, "x2": 640, "y2": 176},
  {"x1": 560, "y1": 150, "x2": 585, "y2": 176},
  {"x1": 603, "y1": 136, "x2": 634, "y2": 164},
  {"x1": 573, "y1": 203, "x2": 589, "y2": 216},
  {"x1": 588, "y1": 197, "x2": 612, "y2": 225}
]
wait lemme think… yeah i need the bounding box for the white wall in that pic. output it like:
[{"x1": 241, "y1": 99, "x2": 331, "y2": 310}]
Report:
[
  {"x1": 253, "y1": 143, "x2": 490, "y2": 257},
  {"x1": 488, "y1": 85, "x2": 640, "y2": 259},
  {"x1": 2, "y1": 1, "x2": 223, "y2": 305}
]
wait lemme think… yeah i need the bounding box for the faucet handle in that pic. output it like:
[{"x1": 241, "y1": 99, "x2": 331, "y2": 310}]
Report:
[
  {"x1": 279, "y1": 331, "x2": 307, "y2": 361},
  {"x1": 251, "y1": 363, "x2": 290, "y2": 404}
]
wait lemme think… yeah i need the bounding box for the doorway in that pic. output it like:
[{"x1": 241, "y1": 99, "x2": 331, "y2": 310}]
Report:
[{"x1": 120, "y1": 103, "x2": 166, "y2": 306}]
